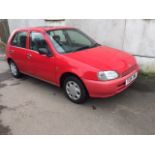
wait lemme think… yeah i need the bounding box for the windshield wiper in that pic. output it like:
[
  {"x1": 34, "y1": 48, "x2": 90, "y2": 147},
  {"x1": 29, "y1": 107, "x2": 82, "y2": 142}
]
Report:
[
  {"x1": 74, "y1": 43, "x2": 101, "y2": 52},
  {"x1": 75, "y1": 45, "x2": 91, "y2": 51},
  {"x1": 91, "y1": 43, "x2": 101, "y2": 47}
]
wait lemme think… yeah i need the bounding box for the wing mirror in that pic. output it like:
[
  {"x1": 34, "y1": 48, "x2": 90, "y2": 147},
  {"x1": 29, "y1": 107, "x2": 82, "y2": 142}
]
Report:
[{"x1": 38, "y1": 48, "x2": 52, "y2": 57}]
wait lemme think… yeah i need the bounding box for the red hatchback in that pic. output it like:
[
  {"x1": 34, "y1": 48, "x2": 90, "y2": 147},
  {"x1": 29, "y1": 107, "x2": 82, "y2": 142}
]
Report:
[{"x1": 6, "y1": 26, "x2": 139, "y2": 103}]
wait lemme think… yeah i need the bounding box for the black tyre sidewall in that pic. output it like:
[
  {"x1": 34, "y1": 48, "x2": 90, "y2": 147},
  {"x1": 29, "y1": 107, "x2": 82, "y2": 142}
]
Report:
[{"x1": 9, "y1": 61, "x2": 21, "y2": 78}]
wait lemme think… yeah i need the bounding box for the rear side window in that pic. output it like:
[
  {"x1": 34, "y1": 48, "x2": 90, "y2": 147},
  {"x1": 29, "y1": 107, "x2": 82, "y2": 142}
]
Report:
[{"x1": 11, "y1": 32, "x2": 27, "y2": 48}]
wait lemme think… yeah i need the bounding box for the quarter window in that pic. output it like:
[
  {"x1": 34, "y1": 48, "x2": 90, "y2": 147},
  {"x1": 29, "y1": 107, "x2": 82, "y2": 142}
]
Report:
[{"x1": 11, "y1": 32, "x2": 27, "y2": 48}]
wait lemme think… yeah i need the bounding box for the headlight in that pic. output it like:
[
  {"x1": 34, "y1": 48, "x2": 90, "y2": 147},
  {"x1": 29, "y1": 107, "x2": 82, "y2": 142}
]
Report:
[{"x1": 98, "y1": 71, "x2": 119, "y2": 81}]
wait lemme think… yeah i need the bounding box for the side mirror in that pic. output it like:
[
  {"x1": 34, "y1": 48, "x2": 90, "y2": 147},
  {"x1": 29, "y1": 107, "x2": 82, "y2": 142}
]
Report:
[{"x1": 38, "y1": 48, "x2": 52, "y2": 57}]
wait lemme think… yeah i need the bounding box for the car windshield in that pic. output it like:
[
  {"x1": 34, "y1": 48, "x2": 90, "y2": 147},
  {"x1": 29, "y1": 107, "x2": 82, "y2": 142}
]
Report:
[{"x1": 47, "y1": 29, "x2": 100, "y2": 54}]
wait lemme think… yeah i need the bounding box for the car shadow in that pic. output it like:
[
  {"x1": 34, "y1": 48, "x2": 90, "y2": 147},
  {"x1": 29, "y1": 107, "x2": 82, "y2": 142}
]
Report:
[
  {"x1": 21, "y1": 74, "x2": 151, "y2": 107},
  {"x1": 7, "y1": 72, "x2": 154, "y2": 113},
  {"x1": 21, "y1": 75, "x2": 64, "y2": 96}
]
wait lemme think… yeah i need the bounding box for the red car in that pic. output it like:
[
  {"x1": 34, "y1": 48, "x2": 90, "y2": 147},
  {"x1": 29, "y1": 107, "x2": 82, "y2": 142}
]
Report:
[{"x1": 6, "y1": 26, "x2": 139, "y2": 103}]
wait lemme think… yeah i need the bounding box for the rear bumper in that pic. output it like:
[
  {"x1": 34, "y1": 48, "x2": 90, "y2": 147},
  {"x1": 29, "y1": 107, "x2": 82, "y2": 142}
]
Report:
[{"x1": 83, "y1": 68, "x2": 139, "y2": 98}]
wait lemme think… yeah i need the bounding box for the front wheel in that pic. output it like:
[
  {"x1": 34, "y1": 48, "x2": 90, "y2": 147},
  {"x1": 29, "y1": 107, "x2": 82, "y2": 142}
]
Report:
[{"x1": 63, "y1": 76, "x2": 88, "y2": 104}]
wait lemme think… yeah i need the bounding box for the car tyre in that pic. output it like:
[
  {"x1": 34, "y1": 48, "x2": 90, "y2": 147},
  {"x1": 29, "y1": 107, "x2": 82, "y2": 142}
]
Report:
[
  {"x1": 9, "y1": 60, "x2": 21, "y2": 78},
  {"x1": 63, "y1": 76, "x2": 88, "y2": 104}
]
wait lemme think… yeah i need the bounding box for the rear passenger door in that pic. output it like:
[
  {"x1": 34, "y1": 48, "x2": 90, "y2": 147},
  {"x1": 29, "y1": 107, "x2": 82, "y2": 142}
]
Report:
[{"x1": 10, "y1": 31, "x2": 28, "y2": 72}]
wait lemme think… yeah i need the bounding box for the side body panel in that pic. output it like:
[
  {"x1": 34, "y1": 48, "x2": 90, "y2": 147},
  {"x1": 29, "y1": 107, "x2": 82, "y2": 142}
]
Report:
[{"x1": 6, "y1": 30, "x2": 29, "y2": 73}]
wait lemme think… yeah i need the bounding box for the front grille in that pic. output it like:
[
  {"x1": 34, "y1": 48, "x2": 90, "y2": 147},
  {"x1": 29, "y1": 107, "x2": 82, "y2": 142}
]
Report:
[{"x1": 122, "y1": 64, "x2": 137, "y2": 77}]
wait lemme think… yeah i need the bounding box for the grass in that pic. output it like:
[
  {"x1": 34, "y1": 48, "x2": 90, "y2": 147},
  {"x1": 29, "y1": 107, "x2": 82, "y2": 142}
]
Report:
[{"x1": 139, "y1": 70, "x2": 155, "y2": 79}]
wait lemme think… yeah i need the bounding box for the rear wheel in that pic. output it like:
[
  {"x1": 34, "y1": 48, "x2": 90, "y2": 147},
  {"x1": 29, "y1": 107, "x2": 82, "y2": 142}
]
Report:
[
  {"x1": 63, "y1": 76, "x2": 88, "y2": 104},
  {"x1": 9, "y1": 61, "x2": 21, "y2": 78}
]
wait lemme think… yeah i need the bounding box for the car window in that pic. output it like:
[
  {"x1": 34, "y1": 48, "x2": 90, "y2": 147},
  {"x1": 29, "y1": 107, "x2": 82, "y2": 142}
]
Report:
[
  {"x1": 30, "y1": 32, "x2": 50, "y2": 53},
  {"x1": 47, "y1": 29, "x2": 97, "y2": 54},
  {"x1": 67, "y1": 30, "x2": 92, "y2": 46},
  {"x1": 11, "y1": 32, "x2": 27, "y2": 48},
  {"x1": 49, "y1": 30, "x2": 67, "y2": 42}
]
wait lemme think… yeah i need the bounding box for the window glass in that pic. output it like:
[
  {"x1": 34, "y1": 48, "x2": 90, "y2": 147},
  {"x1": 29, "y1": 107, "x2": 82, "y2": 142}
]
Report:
[
  {"x1": 49, "y1": 30, "x2": 67, "y2": 42},
  {"x1": 30, "y1": 32, "x2": 50, "y2": 52},
  {"x1": 11, "y1": 33, "x2": 18, "y2": 46},
  {"x1": 67, "y1": 30, "x2": 92, "y2": 46},
  {"x1": 47, "y1": 29, "x2": 98, "y2": 54},
  {"x1": 11, "y1": 32, "x2": 27, "y2": 48},
  {"x1": 48, "y1": 30, "x2": 67, "y2": 53}
]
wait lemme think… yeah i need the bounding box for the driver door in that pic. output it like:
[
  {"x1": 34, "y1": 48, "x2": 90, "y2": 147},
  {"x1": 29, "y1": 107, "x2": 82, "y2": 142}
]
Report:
[{"x1": 26, "y1": 31, "x2": 56, "y2": 82}]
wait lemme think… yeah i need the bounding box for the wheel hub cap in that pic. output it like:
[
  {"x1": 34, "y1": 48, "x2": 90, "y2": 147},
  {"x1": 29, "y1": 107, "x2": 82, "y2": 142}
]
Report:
[
  {"x1": 10, "y1": 63, "x2": 17, "y2": 76},
  {"x1": 66, "y1": 81, "x2": 81, "y2": 100}
]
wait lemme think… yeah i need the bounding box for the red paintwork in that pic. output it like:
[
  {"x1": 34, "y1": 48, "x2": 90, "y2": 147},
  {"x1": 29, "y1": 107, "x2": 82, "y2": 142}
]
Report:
[{"x1": 6, "y1": 26, "x2": 139, "y2": 98}]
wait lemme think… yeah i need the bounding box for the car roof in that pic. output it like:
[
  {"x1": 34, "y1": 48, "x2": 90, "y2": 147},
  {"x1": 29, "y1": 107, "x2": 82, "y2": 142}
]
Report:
[{"x1": 14, "y1": 26, "x2": 75, "y2": 32}]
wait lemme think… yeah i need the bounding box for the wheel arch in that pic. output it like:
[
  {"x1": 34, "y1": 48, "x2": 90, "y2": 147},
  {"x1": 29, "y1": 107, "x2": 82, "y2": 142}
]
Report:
[
  {"x1": 7, "y1": 57, "x2": 14, "y2": 64},
  {"x1": 60, "y1": 72, "x2": 81, "y2": 87},
  {"x1": 59, "y1": 72, "x2": 89, "y2": 96}
]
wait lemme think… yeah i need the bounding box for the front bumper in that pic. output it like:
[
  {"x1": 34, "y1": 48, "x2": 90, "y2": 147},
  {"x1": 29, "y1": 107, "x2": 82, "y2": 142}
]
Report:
[{"x1": 83, "y1": 68, "x2": 139, "y2": 98}]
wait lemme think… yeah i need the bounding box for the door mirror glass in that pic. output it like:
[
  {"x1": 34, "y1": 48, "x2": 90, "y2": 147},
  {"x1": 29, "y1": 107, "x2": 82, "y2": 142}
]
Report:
[
  {"x1": 38, "y1": 48, "x2": 48, "y2": 55},
  {"x1": 38, "y1": 48, "x2": 52, "y2": 57}
]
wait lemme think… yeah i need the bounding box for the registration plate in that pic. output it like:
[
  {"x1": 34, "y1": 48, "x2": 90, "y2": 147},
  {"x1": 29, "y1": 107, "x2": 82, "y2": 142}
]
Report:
[{"x1": 125, "y1": 72, "x2": 138, "y2": 86}]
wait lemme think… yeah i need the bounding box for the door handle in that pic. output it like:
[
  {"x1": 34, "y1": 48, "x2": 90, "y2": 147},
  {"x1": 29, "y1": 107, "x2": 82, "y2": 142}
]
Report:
[{"x1": 27, "y1": 53, "x2": 32, "y2": 59}]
